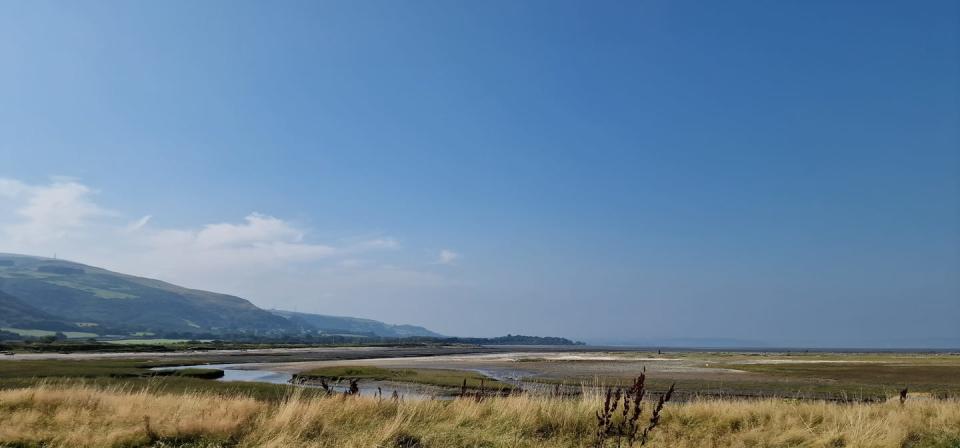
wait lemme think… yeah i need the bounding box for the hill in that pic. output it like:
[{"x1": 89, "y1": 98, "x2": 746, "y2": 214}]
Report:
[
  {"x1": 0, "y1": 289, "x2": 79, "y2": 332},
  {"x1": 0, "y1": 254, "x2": 297, "y2": 336},
  {"x1": 270, "y1": 309, "x2": 442, "y2": 338},
  {"x1": 0, "y1": 253, "x2": 446, "y2": 341}
]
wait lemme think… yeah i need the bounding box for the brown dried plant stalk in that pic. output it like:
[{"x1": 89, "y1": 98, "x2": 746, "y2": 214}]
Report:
[
  {"x1": 595, "y1": 372, "x2": 673, "y2": 447},
  {"x1": 640, "y1": 383, "x2": 675, "y2": 445}
]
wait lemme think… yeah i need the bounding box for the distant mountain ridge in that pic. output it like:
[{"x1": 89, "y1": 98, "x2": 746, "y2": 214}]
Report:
[
  {"x1": 270, "y1": 309, "x2": 442, "y2": 338},
  {"x1": 0, "y1": 253, "x2": 440, "y2": 339}
]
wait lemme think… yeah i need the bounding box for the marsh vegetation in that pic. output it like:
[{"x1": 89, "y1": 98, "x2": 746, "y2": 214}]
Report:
[
  {"x1": 1, "y1": 350, "x2": 958, "y2": 447},
  {"x1": 293, "y1": 366, "x2": 515, "y2": 392},
  {"x1": 0, "y1": 383, "x2": 957, "y2": 447}
]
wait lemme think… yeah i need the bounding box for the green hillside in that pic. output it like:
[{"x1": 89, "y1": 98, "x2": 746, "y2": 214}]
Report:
[
  {"x1": 270, "y1": 309, "x2": 443, "y2": 338},
  {"x1": 0, "y1": 254, "x2": 297, "y2": 336},
  {"x1": 0, "y1": 289, "x2": 79, "y2": 332}
]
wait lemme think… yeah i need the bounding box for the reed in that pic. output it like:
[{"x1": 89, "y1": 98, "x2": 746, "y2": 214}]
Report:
[{"x1": 0, "y1": 383, "x2": 957, "y2": 447}]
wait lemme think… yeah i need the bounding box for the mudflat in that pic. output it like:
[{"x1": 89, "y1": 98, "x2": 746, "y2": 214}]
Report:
[{"x1": 21, "y1": 347, "x2": 949, "y2": 401}]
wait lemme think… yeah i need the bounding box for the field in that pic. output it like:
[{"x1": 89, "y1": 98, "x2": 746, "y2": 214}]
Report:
[
  {"x1": 295, "y1": 366, "x2": 515, "y2": 391},
  {"x1": 0, "y1": 348, "x2": 958, "y2": 447},
  {"x1": 0, "y1": 327, "x2": 99, "y2": 339},
  {"x1": 0, "y1": 383, "x2": 957, "y2": 448},
  {"x1": 0, "y1": 359, "x2": 316, "y2": 401},
  {"x1": 246, "y1": 350, "x2": 960, "y2": 401},
  {"x1": 4, "y1": 349, "x2": 960, "y2": 401},
  {"x1": 104, "y1": 339, "x2": 200, "y2": 345}
]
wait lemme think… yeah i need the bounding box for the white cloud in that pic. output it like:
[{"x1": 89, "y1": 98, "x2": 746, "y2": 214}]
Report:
[
  {"x1": 195, "y1": 213, "x2": 303, "y2": 248},
  {"x1": 0, "y1": 177, "x2": 452, "y2": 311},
  {"x1": 124, "y1": 215, "x2": 152, "y2": 233},
  {"x1": 338, "y1": 259, "x2": 366, "y2": 268},
  {"x1": 354, "y1": 238, "x2": 400, "y2": 250},
  {"x1": 130, "y1": 213, "x2": 344, "y2": 270},
  {"x1": 438, "y1": 249, "x2": 461, "y2": 265},
  {"x1": 0, "y1": 179, "x2": 28, "y2": 197},
  {"x1": 1, "y1": 179, "x2": 112, "y2": 244}
]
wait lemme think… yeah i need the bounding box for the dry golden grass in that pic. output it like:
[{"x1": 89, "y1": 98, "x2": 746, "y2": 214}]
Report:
[{"x1": 0, "y1": 384, "x2": 957, "y2": 448}]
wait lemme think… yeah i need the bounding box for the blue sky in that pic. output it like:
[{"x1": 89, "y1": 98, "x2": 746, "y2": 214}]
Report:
[{"x1": 1, "y1": 1, "x2": 957, "y2": 346}]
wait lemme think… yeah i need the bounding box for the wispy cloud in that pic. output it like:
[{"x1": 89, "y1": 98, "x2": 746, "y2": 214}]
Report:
[
  {"x1": 0, "y1": 179, "x2": 113, "y2": 244},
  {"x1": 437, "y1": 249, "x2": 461, "y2": 265},
  {"x1": 124, "y1": 215, "x2": 152, "y2": 233},
  {"x1": 0, "y1": 177, "x2": 449, "y2": 309},
  {"x1": 195, "y1": 213, "x2": 305, "y2": 248}
]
